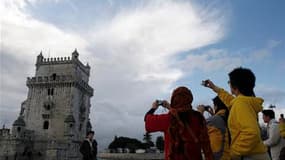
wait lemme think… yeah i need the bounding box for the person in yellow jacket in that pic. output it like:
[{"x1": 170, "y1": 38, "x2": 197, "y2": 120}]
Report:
[
  {"x1": 279, "y1": 115, "x2": 285, "y2": 160},
  {"x1": 202, "y1": 67, "x2": 270, "y2": 160},
  {"x1": 197, "y1": 96, "x2": 231, "y2": 160}
]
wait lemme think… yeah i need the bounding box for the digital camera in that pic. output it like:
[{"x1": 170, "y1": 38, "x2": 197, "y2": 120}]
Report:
[
  {"x1": 204, "y1": 105, "x2": 211, "y2": 111},
  {"x1": 156, "y1": 100, "x2": 164, "y2": 106},
  {"x1": 201, "y1": 80, "x2": 210, "y2": 87}
]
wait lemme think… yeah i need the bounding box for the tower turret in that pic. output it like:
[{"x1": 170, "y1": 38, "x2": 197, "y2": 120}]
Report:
[
  {"x1": 12, "y1": 116, "x2": 26, "y2": 137},
  {"x1": 72, "y1": 49, "x2": 79, "y2": 59},
  {"x1": 36, "y1": 51, "x2": 44, "y2": 70}
]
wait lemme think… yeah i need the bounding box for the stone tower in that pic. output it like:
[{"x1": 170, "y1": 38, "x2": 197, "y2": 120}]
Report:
[{"x1": 0, "y1": 50, "x2": 94, "y2": 160}]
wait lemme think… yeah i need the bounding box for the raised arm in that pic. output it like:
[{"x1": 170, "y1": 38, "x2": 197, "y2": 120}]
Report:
[
  {"x1": 202, "y1": 79, "x2": 234, "y2": 109},
  {"x1": 144, "y1": 100, "x2": 170, "y2": 132}
]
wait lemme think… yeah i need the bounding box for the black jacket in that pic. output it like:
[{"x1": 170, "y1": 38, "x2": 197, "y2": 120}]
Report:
[{"x1": 80, "y1": 139, "x2": 97, "y2": 160}]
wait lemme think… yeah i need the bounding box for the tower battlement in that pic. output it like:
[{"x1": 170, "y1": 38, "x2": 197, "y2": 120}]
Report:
[{"x1": 36, "y1": 49, "x2": 90, "y2": 76}]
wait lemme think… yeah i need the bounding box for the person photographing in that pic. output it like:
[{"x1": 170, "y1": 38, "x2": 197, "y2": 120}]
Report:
[
  {"x1": 197, "y1": 96, "x2": 231, "y2": 160},
  {"x1": 202, "y1": 67, "x2": 270, "y2": 160},
  {"x1": 145, "y1": 86, "x2": 213, "y2": 160}
]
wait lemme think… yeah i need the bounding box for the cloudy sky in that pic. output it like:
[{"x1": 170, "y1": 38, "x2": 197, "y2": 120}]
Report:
[{"x1": 1, "y1": 0, "x2": 285, "y2": 150}]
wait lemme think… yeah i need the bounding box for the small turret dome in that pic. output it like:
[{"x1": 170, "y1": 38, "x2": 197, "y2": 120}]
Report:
[
  {"x1": 64, "y1": 115, "x2": 75, "y2": 123},
  {"x1": 13, "y1": 116, "x2": 26, "y2": 126}
]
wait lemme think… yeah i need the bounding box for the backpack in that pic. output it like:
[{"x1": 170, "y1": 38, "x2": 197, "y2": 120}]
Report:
[{"x1": 207, "y1": 114, "x2": 230, "y2": 160}]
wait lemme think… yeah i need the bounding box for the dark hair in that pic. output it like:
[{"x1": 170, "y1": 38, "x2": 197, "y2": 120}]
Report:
[
  {"x1": 86, "y1": 131, "x2": 95, "y2": 136},
  {"x1": 212, "y1": 96, "x2": 229, "y2": 123},
  {"x1": 262, "y1": 110, "x2": 275, "y2": 119},
  {"x1": 228, "y1": 67, "x2": 256, "y2": 96}
]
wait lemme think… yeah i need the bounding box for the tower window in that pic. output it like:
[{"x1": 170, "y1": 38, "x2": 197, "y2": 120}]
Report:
[
  {"x1": 47, "y1": 88, "x2": 54, "y2": 96},
  {"x1": 52, "y1": 73, "x2": 57, "y2": 80},
  {"x1": 17, "y1": 127, "x2": 21, "y2": 132},
  {"x1": 43, "y1": 121, "x2": 49, "y2": 130}
]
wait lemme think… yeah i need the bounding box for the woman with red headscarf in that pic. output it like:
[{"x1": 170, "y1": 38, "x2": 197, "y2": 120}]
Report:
[{"x1": 145, "y1": 86, "x2": 213, "y2": 160}]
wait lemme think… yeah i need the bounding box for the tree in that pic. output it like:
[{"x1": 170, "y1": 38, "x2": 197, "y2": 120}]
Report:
[
  {"x1": 143, "y1": 132, "x2": 152, "y2": 143},
  {"x1": 108, "y1": 136, "x2": 144, "y2": 153},
  {"x1": 143, "y1": 132, "x2": 154, "y2": 149},
  {"x1": 156, "y1": 136, "x2": 164, "y2": 152},
  {"x1": 108, "y1": 136, "x2": 119, "y2": 153}
]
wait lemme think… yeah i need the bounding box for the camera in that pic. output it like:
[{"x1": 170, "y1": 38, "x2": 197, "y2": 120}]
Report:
[
  {"x1": 204, "y1": 105, "x2": 211, "y2": 111},
  {"x1": 201, "y1": 80, "x2": 210, "y2": 87},
  {"x1": 156, "y1": 100, "x2": 164, "y2": 106}
]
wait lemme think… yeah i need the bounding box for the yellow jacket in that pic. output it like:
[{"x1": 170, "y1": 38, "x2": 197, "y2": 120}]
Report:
[
  {"x1": 207, "y1": 110, "x2": 231, "y2": 160},
  {"x1": 280, "y1": 121, "x2": 285, "y2": 138},
  {"x1": 217, "y1": 89, "x2": 267, "y2": 156}
]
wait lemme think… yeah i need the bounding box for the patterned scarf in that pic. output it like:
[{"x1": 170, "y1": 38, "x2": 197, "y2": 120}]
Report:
[{"x1": 168, "y1": 86, "x2": 196, "y2": 160}]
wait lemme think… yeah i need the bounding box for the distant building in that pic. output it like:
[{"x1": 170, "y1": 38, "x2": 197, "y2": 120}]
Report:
[{"x1": 0, "y1": 50, "x2": 94, "y2": 160}]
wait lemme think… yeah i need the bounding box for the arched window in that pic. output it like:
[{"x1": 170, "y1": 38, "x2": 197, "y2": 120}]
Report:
[
  {"x1": 43, "y1": 121, "x2": 49, "y2": 129},
  {"x1": 17, "y1": 127, "x2": 21, "y2": 132}
]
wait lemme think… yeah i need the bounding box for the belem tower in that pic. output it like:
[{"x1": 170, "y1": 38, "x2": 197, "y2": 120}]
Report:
[{"x1": 0, "y1": 50, "x2": 94, "y2": 160}]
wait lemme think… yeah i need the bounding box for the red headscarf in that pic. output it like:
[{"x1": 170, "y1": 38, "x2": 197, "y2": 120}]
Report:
[{"x1": 168, "y1": 86, "x2": 196, "y2": 160}]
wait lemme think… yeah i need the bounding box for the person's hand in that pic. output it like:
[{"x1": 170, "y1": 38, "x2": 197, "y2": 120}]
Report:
[
  {"x1": 152, "y1": 100, "x2": 170, "y2": 110},
  {"x1": 206, "y1": 107, "x2": 214, "y2": 116},
  {"x1": 197, "y1": 105, "x2": 214, "y2": 116},
  {"x1": 202, "y1": 79, "x2": 220, "y2": 93},
  {"x1": 152, "y1": 101, "x2": 159, "y2": 109},
  {"x1": 197, "y1": 105, "x2": 206, "y2": 113},
  {"x1": 162, "y1": 100, "x2": 170, "y2": 110}
]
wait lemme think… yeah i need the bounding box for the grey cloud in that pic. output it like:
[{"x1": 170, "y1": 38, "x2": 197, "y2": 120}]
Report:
[
  {"x1": 256, "y1": 87, "x2": 285, "y2": 106},
  {"x1": 179, "y1": 49, "x2": 242, "y2": 74},
  {"x1": 0, "y1": 52, "x2": 33, "y2": 128},
  {"x1": 250, "y1": 40, "x2": 282, "y2": 61}
]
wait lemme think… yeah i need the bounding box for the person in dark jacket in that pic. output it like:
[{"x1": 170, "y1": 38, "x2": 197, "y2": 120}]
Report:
[{"x1": 80, "y1": 131, "x2": 98, "y2": 160}]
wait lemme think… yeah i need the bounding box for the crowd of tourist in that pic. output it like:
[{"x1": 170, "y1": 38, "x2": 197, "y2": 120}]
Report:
[{"x1": 145, "y1": 67, "x2": 285, "y2": 160}]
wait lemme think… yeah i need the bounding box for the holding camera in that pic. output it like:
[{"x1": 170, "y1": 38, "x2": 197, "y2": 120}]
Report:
[
  {"x1": 197, "y1": 105, "x2": 214, "y2": 116},
  {"x1": 197, "y1": 96, "x2": 230, "y2": 160},
  {"x1": 145, "y1": 86, "x2": 214, "y2": 160},
  {"x1": 152, "y1": 100, "x2": 170, "y2": 110},
  {"x1": 201, "y1": 80, "x2": 210, "y2": 87},
  {"x1": 201, "y1": 67, "x2": 271, "y2": 160}
]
